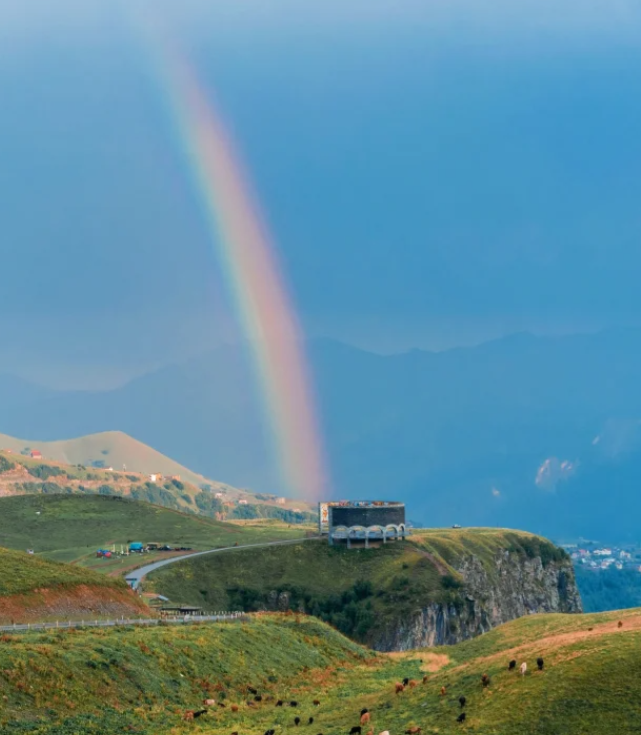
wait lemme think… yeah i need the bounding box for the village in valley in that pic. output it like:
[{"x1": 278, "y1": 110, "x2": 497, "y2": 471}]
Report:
[{"x1": 563, "y1": 541, "x2": 641, "y2": 572}]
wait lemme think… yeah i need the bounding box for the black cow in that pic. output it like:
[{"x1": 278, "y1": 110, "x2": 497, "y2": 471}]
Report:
[
  {"x1": 308, "y1": 718, "x2": 314, "y2": 725},
  {"x1": 458, "y1": 696, "x2": 466, "y2": 709},
  {"x1": 508, "y1": 659, "x2": 517, "y2": 671},
  {"x1": 537, "y1": 657, "x2": 544, "y2": 671},
  {"x1": 349, "y1": 727, "x2": 362, "y2": 735},
  {"x1": 291, "y1": 701, "x2": 299, "y2": 708},
  {"x1": 276, "y1": 700, "x2": 283, "y2": 707},
  {"x1": 457, "y1": 713, "x2": 466, "y2": 724},
  {"x1": 294, "y1": 717, "x2": 301, "y2": 726}
]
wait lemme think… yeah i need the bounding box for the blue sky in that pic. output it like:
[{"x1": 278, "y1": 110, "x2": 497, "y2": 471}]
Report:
[{"x1": 2, "y1": 0, "x2": 641, "y2": 385}]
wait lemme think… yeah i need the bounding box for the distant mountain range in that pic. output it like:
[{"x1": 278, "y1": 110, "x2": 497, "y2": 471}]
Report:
[{"x1": 3, "y1": 328, "x2": 641, "y2": 540}]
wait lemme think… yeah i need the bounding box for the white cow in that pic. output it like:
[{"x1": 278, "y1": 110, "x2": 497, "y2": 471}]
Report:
[{"x1": 520, "y1": 662, "x2": 528, "y2": 676}]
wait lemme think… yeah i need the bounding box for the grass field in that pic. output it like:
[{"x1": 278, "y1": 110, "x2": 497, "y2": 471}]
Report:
[
  {"x1": 1, "y1": 608, "x2": 640, "y2": 734},
  {"x1": 0, "y1": 495, "x2": 310, "y2": 569}
]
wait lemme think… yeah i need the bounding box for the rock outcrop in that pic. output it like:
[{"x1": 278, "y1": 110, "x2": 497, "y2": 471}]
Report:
[{"x1": 372, "y1": 549, "x2": 582, "y2": 651}]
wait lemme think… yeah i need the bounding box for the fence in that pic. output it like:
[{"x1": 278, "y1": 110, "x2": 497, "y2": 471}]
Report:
[{"x1": 0, "y1": 612, "x2": 246, "y2": 634}]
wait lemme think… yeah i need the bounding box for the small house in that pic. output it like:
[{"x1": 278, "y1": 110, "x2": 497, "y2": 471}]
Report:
[{"x1": 30, "y1": 450, "x2": 42, "y2": 459}]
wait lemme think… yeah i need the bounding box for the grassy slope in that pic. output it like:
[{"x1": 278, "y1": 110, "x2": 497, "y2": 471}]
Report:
[
  {"x1": 149, "y1": 529, "x2": 567, "y2": 643},
  {"x1": 2, "y1": 609, "x2": 641, "y2": 734},
  {"x1": 0, "y1": 495, "x2": 309, "y2": 567},
  {"x1": 0, "y1": 431, "x2": 223, "y2": 490},
  {"x1": 0, "y1": 547, "x2": 124, "y2": 597}
]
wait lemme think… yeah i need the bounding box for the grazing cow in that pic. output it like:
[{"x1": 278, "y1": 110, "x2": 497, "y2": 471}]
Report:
[
  {"x1": 537, "y1": 657, "x2": 544, "y2": 671},
  {"x1": 349, "y1": 727, "x2": 362, "y2": 735},
  {"x1": 457, "y1": 713, "x2": 466, "y2": 724},
  {"x1": 440, "y1": 686, "x2": 447, "y2": 697},
  {"x1": 248, "y1": 686, "x2": 258, "y2": 694},
  {"x1": 422, "y1": 676, "x2": 429, "y2": 684},
  {"x1": 183, "y1": 711, "x2": 195, "y2": 722},
  {"x1": 618, "y1": 621, "x2": 623, "y2": 629},
  {"x1": 520, "y1": 662, "x2": 527, "y2": 676},
  {"x1": 295, "y1": 717, "x2": 301, "y2": 726},
  {"x1": 204, "y1": 699, "x2": 216, "y2": 706},
  {"x1": 588, "y1": 627, "x2": 594, "y2": 632},
  {"x1": 309, "y1": 717, "x2": 314, "y2": 725},
  {"x1": 395, "y1": 683, "x2": 405, "y2": 695},
  {"x1": 408, "y1": 680, "x2": 418, "y2": 688},
  {"x1": 481, "y1": 673, "x2": 490, "y2": 688},
  {"x1": 231, "y1": 704, "x2": 239, "y2": 713},
  {"x1": 458, "y1": 696, "x2": 466, "y2": 709},
  {"x1": 231, "y1": 732, "x2": 238, "y2": 735},
  {"x1": 291, "y1": 702, "x2": 299, "y2": 707},
  {"x1": 218, "y1": 702, "x2": 227, "y2": 708},
  {"x1": 193, "y1": 710, "x2": 207, "y2": 719},
  {"x1": 405, "y1": 727, "x2": 421, "y2": 734},
  {"x1": 255, "y1": 695, "x2": 263, "y2": 702},
  {"x1": 508, "y1": 660, "x2": 516, "y2": 671},
  {"x1": 276, "y1": 701, "x2": 284, "y2": 707},
  {"x1": 379, "y1": 731, "x2": 390, "y2": 735},
  {"x1": 360, "y1": 712, "x2": 371, "y2": 726},
  {"x1": 365, "y1": 730, "x2": 373, "y2": 735},
  {"x1": 313, "y1": 700, "x2": 321, "y2": 706},
  {"x1": 264, "y1": 730, "x2": 275, "y2": 735},
  {"x1": 402, "y1": 678, "x2": 410, "y2": 686}
]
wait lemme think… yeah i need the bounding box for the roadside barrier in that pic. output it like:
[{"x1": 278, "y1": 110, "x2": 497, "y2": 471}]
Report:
[{"x1": 0, "y1": 612, "x2": 246, "y2": 634}]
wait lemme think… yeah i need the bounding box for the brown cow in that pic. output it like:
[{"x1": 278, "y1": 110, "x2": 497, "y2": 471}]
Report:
[
  {"x1": 618, "y1": 621, "x2": 623, "y2": 629},
  {"x1": 405, "y1": 727, "x2": 422, "y2": 734},
  {"x1": 361, "y1": 712, "x2": 371, "y2": 726},
  {"x1": 408, "y1": 680, "x2": 418, "y2": 688},
  {"x1": 230, "y1": 704, "x2": 239, "y2": 713},
  {"x1": 395, "y1": 683, "x2": 405, "y2": 694},
  {"x1": 440, "y1": 686, "x2": 447, "y2": 697}
]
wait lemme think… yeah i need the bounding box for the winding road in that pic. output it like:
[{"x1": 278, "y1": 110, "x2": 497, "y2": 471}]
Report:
[{"x1": 125, "y1": 537, "x2": 319, "y2": 590}]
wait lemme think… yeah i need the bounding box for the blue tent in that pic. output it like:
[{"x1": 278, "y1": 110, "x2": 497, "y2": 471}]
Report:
[{"x1": 129, "y1": 542, "x2": 144, "y2": 552}]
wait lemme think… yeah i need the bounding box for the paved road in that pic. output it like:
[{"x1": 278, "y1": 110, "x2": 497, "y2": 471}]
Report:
[
  {"x1": 0, "y1": 613, "x2": 246, "y2": 634},
  {"x1": 126, "y1": 536, "x2": 318, "y2": 589}
]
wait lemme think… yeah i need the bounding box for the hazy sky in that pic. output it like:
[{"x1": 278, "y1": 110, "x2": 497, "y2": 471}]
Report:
[{"x1": 2, "y1": 0, "x2": 641, "y2": 386}]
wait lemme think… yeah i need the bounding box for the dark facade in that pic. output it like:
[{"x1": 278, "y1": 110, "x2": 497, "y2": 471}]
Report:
[{"x1": 329, "y1": 504, "x2": 405, "y2": 529}]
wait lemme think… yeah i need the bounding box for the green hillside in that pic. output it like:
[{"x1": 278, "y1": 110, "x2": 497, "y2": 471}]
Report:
[
  {"x1": 0, "y1": 494, "x2": 309, "y2": 567},
  {"x1": 0, "y1": 448, "x2": 316, "y2": 524},
  {"x1": 0, "y1": 546, "x2": 146, "y2": 623},
  {"x1": 1, "y1": 608, "x2": 640, "y2": 734},
  {"x1": 148, "y1": 528, "x2": 569, "y2": 644}
]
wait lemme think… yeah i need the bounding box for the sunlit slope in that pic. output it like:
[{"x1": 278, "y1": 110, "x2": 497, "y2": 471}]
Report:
[{"x1": 0, "y1": 430, "x2": 226, "y2": 489}]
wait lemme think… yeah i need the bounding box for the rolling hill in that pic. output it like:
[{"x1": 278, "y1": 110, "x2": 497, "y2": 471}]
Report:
[
  {"x1": 0, "y1": 494, "x2": 310, "y2": 566},
  {"x1": 0, "y1": 449, "x2": 316, "y2": 525},
  {"x1": 0, "y1": 608, "x2": 639, "y2": 734},
  {"x1": 0, "y1": 546, "x2": 145, "y2": 623},
  {"x1": 0, "y1": 430, "x2": 229, "y2": 491}
]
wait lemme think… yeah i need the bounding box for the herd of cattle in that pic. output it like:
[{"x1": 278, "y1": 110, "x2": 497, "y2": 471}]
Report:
[{"x1": 182, "y1": 655, "x2": 547, "y2": 729}]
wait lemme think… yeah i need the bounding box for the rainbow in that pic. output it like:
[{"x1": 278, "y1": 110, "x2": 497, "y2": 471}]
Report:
[{"x1": 148, "y1": 41, "x2": 329, "y2": 503}]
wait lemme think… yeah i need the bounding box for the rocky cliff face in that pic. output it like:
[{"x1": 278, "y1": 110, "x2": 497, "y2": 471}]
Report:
[{"x1": 372, "y1": 549, "x2": 582, "y2": 651}]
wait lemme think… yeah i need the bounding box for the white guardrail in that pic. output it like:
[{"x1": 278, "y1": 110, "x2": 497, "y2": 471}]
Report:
[{"x1": 0, "y1": 612, "x2": 246, "y2": 634}]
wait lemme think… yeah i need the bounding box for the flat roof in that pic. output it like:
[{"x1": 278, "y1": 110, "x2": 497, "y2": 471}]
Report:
[{"x1": 322, "y1": 500, "x2": 404, "y2": 508}]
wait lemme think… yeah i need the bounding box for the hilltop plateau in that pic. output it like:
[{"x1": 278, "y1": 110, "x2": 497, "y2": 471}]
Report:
[{"x1": 148, "y1": 528, "x2": 581, "y2": 649}]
